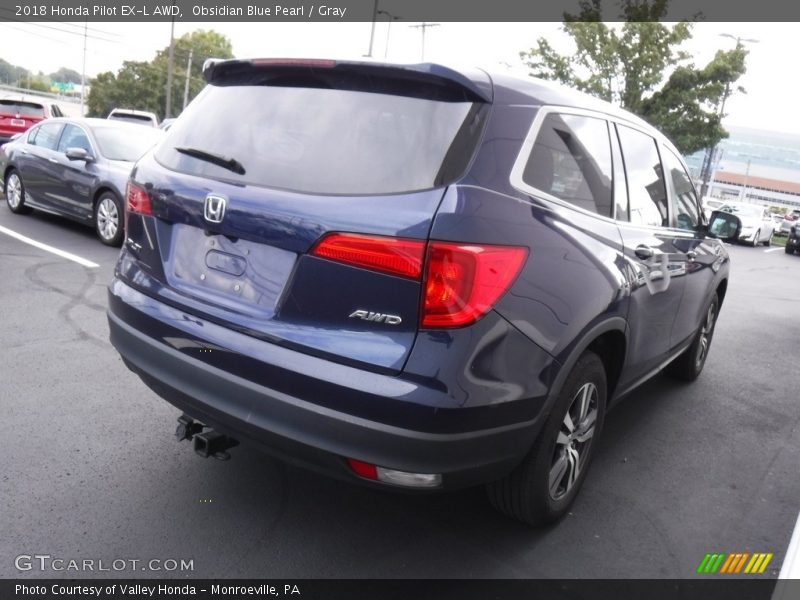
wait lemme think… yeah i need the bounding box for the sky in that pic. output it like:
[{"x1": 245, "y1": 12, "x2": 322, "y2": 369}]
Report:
[{"x1": 0, "y1": 20, "x2": 796, "y2": 134}]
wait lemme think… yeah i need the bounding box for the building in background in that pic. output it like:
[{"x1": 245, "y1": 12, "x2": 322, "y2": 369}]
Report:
[{"x1": 686, "y1": 126, "x2": 800, "y2": 212}]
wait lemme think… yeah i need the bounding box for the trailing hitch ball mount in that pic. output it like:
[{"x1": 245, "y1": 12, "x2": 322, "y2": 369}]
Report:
[{"x1": 175, "y1": 415, "x2": 239, "y2": 461}]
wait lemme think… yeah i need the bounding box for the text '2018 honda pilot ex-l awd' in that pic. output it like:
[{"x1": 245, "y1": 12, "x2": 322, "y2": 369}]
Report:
[{"x1": 107, "y1": 59, "x2": 741, "y2": 526}]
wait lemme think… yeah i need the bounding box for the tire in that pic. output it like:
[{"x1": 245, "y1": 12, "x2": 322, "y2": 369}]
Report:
[
  {"x1": 786, "y1": 244, "x2": 794, "y2": 255},
  {"x1": 752, "y1": 230, "x2": 760, "y2": 247},
  {"x1": 666, "y1": 293, "x2": 719, "y2": 382},
  {"x1": 4, "y1": 170, "x2": 33, "y2": 214},
  {"x1": 94, "y1": 191, "x2": 124, "y2": 246},
  {"x1": 764, "y1": 231, "x2": 773, "y2": 246},
  {"x1": 487, "y1": 351, "x2": 607, "y2": 526}
]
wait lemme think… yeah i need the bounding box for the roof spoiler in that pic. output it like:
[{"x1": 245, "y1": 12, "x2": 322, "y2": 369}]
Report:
[{"x1": 202, "y1": 58, "x2": 492, "y2": 103}]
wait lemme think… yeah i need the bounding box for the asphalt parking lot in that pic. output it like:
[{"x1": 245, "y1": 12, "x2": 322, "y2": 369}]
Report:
[{"x1": 1, "y1": 200, "x2": 798, "y2": 580}]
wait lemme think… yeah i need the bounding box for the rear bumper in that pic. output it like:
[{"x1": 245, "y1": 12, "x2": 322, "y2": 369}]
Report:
[{"x1": 108, "y1": 279, "x2": 554, "y2": 490}]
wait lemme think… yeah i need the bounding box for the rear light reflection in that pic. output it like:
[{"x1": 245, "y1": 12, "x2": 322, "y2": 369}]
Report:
[
  {"x1": 346, "y1": 458, "x2": 442, "y2": 488},
  {"x1": 126, "y1": 181, "x2": 152, "y2": 216}
]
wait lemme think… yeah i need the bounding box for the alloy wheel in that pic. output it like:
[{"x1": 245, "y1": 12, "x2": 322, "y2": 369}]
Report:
[
  {"x1": 549, "y1": 382, "x2": 598, "y2": 501},
  {"x1": 96, "y1": 197, "x2": 119, "y2": 241},
  {"x1": 6, "y1": 174, "x2": 22, "y2": 209},
  {"x1": 695, "y1": 302, "x2": 716, "y2": 369}
]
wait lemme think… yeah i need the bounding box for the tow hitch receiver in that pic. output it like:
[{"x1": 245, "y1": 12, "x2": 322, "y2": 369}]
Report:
[{"x1": 175, "y1": 415, "x2": 239, "y2": 461}]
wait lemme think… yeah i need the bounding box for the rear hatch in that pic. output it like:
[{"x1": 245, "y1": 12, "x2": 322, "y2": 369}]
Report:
[
  {"x1": 121, "y1": 59, "x2": 491, "y2": 372},
  {"x1": 0, "y1": 99, "x2": 45, "y2": 137}
]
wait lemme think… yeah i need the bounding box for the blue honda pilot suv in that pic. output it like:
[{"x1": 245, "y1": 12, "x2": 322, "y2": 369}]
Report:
[{"x1": 107, "y1": 59, "x2": 740, "y2": 525}]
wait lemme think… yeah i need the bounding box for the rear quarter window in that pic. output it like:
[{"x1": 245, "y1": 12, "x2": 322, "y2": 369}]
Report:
[{"x1": 520, "y1": 112, "x2": 613, "y2": 217}]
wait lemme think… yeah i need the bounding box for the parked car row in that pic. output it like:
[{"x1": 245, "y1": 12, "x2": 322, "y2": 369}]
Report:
[{"x1": 1, "y1": 118, "x2": 164, "y2": 245}]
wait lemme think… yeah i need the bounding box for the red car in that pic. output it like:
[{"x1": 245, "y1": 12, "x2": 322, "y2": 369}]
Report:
[{"x1": 0, "y1": 96, "x2": 66, "y2": 145}]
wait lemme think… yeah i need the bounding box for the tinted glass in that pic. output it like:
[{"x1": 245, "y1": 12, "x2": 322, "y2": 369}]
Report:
[
  {"x1": 0, "y1": 100, "x2": 45, "y2": 118},
  {"x1": 93, "y1": 125, "x2": 163, "y2": 161},
  {"x1": 30, "y1": 122, "x2": 63, "y2": 150},
  {"x1": 662, "y1": 147, "x2": 700, "y2": 230},
  {"x1": 617, "y1": 125, "x2": 667, "y2": 227},
  {"x1": 57, "y1": 124, "x2": 92, "y2": 154},
  {"x1": 109, "y1": 113, "x2": 156, "y2": 125},
  {"x1": 523, "y1": 113, "x2": 613, "y2": 216},
  {"x1": 156, "y1": 84, "x2": 484, "y2": 195}
]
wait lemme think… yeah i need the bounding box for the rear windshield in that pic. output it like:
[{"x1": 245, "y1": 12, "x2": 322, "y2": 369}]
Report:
[
  {"x1": 155, "y1": 84, "x2": 486, "y2": 195},
  {"x1": 109, "y1": 113, "x2": 156, "y2": 125},
  {"x1": 93, "y1": 125, "x2": 163, "y2": 161},
  {"x1": 0, "y1": 100, "x2": 44, "y2": 118}
]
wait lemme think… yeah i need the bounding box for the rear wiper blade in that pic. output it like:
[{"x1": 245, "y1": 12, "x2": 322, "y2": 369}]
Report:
[{"x1": 174, "y1": 146, "x2": 245, "y2": 175}]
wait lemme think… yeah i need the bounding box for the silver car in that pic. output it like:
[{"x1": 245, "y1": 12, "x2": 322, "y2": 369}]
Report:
[{"x1": 718, "y1": 202, "x2": 775, "y2": 246}]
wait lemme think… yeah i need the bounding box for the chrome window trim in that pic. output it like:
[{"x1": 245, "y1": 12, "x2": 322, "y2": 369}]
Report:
[{"x1": 509, "y1": 104, "x2": 699, "y2": 237}]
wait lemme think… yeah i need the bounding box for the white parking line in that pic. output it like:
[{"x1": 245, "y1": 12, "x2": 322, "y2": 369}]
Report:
[
  {"x1": 765, "y1": 247, "x2": 784, "y2": 253},
  {"x1": 0, "y1": 224, "x2": 99, "y2": 268}
]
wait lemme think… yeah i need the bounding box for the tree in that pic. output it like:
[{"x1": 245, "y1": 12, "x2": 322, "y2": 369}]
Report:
[
  {"x1": 520, "y1": 0, "x2": 748, "y2": 155},
  {"x1": 153, "y1": 30, "x2": 234, "y2": 117},
  {"x1": 48, "y1": 67, "x2": 82, "y2": 84},
  {"x1": 86, "y1": 29, "x2": 233, "y2": 120}
]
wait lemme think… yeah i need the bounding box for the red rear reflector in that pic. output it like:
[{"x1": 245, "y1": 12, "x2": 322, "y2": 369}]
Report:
[
  {"x1": 126, "y1": 181, "x2": 152, "y2": 216},
  {"x1": 421, "y1": 243, "x2": 528, "y2": 328},
  {"x1": 347, "y1": 458, "x2": 378, "y2": 480},
  {"x1": 251, "y1": 58, "x2": 336, "y2": 68},
  {"x1": 311, "y1": 233, "x2": 425, "y2": 279}
]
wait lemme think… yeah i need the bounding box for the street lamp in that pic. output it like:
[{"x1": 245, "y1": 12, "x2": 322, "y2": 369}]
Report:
[
  {"x1": 378, "y1": 9, "x2": 401, "y2": 59},
  {"x1": 365, "y1": 0, "x2": 379, "y2": 57},
  {"x1": 698, "y1": 33, "x2": 758, "y2": 199}
]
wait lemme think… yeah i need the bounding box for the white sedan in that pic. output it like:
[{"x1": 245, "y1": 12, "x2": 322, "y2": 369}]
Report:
[{"x1": 718, "y1": 202, "x2": 775, "y2": 246}]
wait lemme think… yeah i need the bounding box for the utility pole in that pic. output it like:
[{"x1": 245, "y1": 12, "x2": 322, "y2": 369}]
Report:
[
  {"x1": 698, "y1": 34, "x2": 758, "y2": 199},
  {"x1": 80, "y1": 21, "x2": 87, "y2": 115},
  {"x1": 165, "y1": 17, "x2": 175, "y2": 118},
  {"x1": 410, "y1": 22, "x2": 440, "y2": 61},
  {"x1": 182, "y1": 49, "x2": 193, "y2": 110}
]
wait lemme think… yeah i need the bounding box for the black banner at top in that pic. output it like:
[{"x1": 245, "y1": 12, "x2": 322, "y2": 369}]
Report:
[{"x1": 3, "y1": 0, "x2": 800, "y2": 22}]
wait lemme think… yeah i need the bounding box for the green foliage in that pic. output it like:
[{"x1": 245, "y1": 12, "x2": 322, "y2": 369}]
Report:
[
  {"x1": 520, "y1": 0, "x2": 748, "y2": 155},
  {"x1": 48, "y1": 67, "x2": 82, "y2": 84},
  {"x1": 86, "y1": 30, "x2": 233, "y2": 120}
]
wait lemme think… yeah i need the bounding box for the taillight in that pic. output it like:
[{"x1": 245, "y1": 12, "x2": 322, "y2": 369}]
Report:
[
  {"x1": 421, "y1": 243, "x2": 528, "y2": 328},
  {"x1": 311, "y1": 233, "x2": 424, "y2": 279},
  {"x1": 126, "y1": 181, "x2": 152, "y2": 216},
  {"x1": 311, "y1": 233, "x2": 527, "y2": 329}
]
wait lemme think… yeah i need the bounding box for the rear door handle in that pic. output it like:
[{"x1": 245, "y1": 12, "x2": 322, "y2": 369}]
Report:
[{"x1": 634, "y1": 245, "x2": 655, "y2": 260}]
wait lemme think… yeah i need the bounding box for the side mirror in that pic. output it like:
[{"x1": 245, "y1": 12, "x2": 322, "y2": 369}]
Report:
[
  {"x1": 65, "y1": 147, "x2": 94, "y2": 162},
  {"x1": 707, "y1": 210, "x2": 742, "y2": 242}
]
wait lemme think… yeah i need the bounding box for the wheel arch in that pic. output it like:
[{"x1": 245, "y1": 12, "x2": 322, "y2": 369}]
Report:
[
  {"x1": 92, "y1": 185, "x2": 122, "y2": 210},
  {"x1": 550, "y1": 317, "x2": 628, "y2": 408}
]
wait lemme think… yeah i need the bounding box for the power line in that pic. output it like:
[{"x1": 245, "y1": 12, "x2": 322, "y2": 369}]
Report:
[
  {"x1": 0, "y1": 15, "x2": 121, "y2": 43},
  {"x1": 0, "y1": 8, "x2": 121, "y2": 38}
]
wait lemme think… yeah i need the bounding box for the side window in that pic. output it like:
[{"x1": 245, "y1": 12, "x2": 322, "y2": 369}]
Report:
[
  {"x1": 522, "y1": 112, "x2": 613, "y2": 217},
  {"x1": 27, "y1": 126, "x2": 40, "y2": 145},
  {"x1": 30, "y1": 122, "x2": 63, "y2": 150},
  {"x1": 617, "y1": 125, "x2": 668, "y2": 227},
  {"x1": 57, "y1": 124, "x2": 92, "y2": 154},
  {"x1": 662, "y1": 146, "x2": 701, "y2": 230}
]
